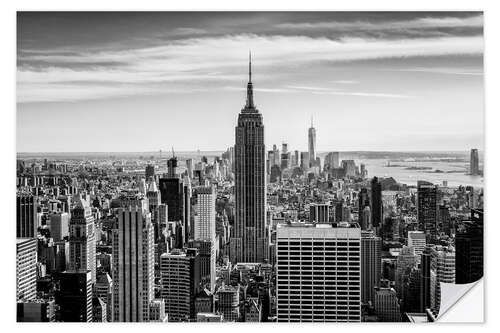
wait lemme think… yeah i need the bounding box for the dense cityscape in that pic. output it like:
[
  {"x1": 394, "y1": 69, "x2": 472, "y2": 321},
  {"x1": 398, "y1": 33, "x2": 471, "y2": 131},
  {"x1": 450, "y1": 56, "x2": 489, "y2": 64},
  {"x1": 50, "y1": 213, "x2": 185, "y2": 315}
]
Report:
[{"x1": 15, "y1": 57, "x2": 484, "y2": 323}]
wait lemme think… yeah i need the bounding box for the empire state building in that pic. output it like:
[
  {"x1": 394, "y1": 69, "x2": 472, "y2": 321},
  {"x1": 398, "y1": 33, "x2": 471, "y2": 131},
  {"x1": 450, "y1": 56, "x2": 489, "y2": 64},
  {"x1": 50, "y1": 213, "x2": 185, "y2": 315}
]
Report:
[{"x1": 230, "y1": 53, "x2": 267, "y2": 264}]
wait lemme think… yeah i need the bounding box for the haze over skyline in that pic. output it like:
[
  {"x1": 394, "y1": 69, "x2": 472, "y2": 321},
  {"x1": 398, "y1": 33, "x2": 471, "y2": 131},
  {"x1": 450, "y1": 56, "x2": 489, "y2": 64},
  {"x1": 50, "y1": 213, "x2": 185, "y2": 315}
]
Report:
[{"x1": 17, "y1": 12, "x2": 484, "y2": 152}]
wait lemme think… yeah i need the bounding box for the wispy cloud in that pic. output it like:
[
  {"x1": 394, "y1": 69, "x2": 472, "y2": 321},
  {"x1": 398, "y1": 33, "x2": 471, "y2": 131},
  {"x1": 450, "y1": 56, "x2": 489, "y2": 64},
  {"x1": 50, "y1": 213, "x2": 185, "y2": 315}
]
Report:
[
  {"x1": 275, "y1": 14, "x2": 483, "y2": 31},
  {"x1": 17, "y1": 32, "x2": 483, "y2": 103},
  {"x1": 285, "y1": 85, "x2": 414, "y2": 99}
]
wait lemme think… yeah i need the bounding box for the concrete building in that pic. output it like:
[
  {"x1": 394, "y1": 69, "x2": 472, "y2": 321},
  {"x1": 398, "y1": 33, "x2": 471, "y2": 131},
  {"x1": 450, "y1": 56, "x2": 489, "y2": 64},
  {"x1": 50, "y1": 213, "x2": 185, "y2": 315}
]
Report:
[
  {"x1": 218, "y1": 284, "x2": 240, "y2": 322},
  {"x1": 309, "y1": 203, "x2": 330, "y2": 223},
  {"x1": 231, "y1": 55, "x2": 267, "y2": 264},
  {"x1": 276, "y1": 222, "x2": 361, "y2": 322},
  {"x1": 112, "y1": 198, "x2": 154, "y2": 322},
  {"x1": 57, "y1": 270, "x2": 93, "y2": 322},
  {"x1": 374, "y1": 287, "x2": 401, "y2": 322},
  {"x1": 408, "y1": 231, "x2": 426, "y2": 256},
  {"x1": 160, "y1": 248, "x2": 201, "y2": 322},
  {"x1": 16, "y1": 238, "x2": 37, "y2": 301},
  {"x1": 17, "y1": 298, "x2": 56, "y2": 322},
  {"x1": 68, "y1": 198, "x2": 96, "y2": 283},
  {"x1": 48, "y1": 212, "x2": 69, "y2": 241},
  {"x1": 361, "y1": 230, "x2": 381, "y2": 304}
]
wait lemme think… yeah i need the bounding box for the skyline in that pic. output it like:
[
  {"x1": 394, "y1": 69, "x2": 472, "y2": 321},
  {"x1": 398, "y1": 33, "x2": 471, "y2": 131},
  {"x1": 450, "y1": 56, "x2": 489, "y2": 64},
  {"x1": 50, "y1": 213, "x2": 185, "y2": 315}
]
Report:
[{"x1": 17, "y1": 12, "x2": 484, "y2": 152}]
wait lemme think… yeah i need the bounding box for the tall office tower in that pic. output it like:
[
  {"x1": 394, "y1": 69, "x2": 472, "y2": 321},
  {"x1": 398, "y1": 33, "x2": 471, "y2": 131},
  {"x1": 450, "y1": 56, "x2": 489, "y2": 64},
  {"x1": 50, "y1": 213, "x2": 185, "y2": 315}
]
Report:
[
  {"x1": 420, "y1": 249, "x2": 432, "y2": 313},
  {"x1": 146, "y1": 181, "x2": 162, "y2": 241},
  {"x1": 300, "y1": 152, "x2": 310, "y2": 170},
  {"x1": 429, "y1": 245, "x2": 455, "y2": 313},
  {"x1": 16, "y1": 238, "x2": 37, "y2": 300},
  {"x1": 188, "y1": 240, "x2": 216, "y2": 291},
  {"x1": 183, "y1": 178, "x2": 192, "y2": 241},
  {"x1": 194, "y1": 186, "x2": 216, "y2": 241},
  {"x1": 395, "y1": 246, "x2": 418, "y2": 298},
  {"x1": 48, "y1": 212, "x2": 69, "y2": 242},
  {"x1": 17, "y1": 194, "x2": 38, "y2": 238},
  {"x1": 309, "y1": 203, "x2": 330, "y2": 223},
  {"x1": 231, "y1": 54, "x2": 267, "y2": 264},
  {"x1": 186, "y1": 158, "x2": 194, "y2": 179},
  {"x1": 280, "y1": 146, "x2": 290, "y2": 170},
  {"x1": 293, "y1": 150, "x2": 299, "y2": 167},
  {"x1": 159, "y1": 156, "x2": 187, "y2": 246},
  {"x1": 417, "y1": 181, "x2": 438, "y2": 238},
  {"x1": 308, "y1": 117, "x2": 316, "y2": 167},
  {"x1": 455, "y1": 209, "x2": 483, "y2": 284},
  {"x1": 374, "y1": 287, "x2": 401, "y2": 322},
  {"x1": 218, "y1": 285, "x2": 241, "y2": 322},
  {"x1": 273, "y1": 145, "x2": 281, "y2": 166},
  {"x1": 342, "y1": 160, "x2": 356, "y2": 177},
  {"x1": 192, "y1": 186, "x2": 216, "y2": 291},
  {"x1": 438, "y1": 205, "x2": 452, "y2": 236},
  {"x1": 267, "y1": 150, "x2": 274, "y2": 174},
  {"x1": 145, "y1": 164, "x2": 155, "y2": 180},
  {"x1": 160, "y1": 248, "x2": 201, "y2": 322},
  {"x1": 68, "y1": 198, "x2": 96, "y2": 283},
  {"x1": 470, "y1": 148, "x2": 479, "y2": 175},
  {"x1": 361, "y1": 230, "x2": 381, "y2": 304},
  {"x1": 408, "y1": 231, "x2": 426, "y2": 256},
  {"x1": 370, "y1": 177, "x2": 383, "y2": 228},
  {"x1": 358, "y1": 188, "x2": 370, "y2": 229},
  {"x1": 360, "y1": 163, "x2": 367, "y2": 178},
  {"x1": 361, "y1": 206, "x2": 371, "y2": 231},
  {"x1": 276, "y1": 222, "x2": 361, "y2": 322},
  {"x1": 57, "y1": 270, "x2": 93, "y2": 322},
  {"x1": 96, "y1": 271, "x2": 113, "y2": 322},
  {"x1": 324, "y1": 152, "x2": 340, "y2": 170},
  {"x1": 112, "y1": 198, "x2": 154, "y2": 322}
]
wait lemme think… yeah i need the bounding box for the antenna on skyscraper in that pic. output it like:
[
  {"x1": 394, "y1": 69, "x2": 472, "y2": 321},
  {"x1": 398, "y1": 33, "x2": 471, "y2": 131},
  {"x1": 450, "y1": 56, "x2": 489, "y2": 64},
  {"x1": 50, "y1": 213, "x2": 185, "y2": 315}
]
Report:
[
  {"x1": 171, "y1": 147, "x2": 175, "y2": 158},
  {"x1": 311, "y1": 115, "x2": 314, "y2": 128},
  {"x1": 249, "y1": 50, "x2": 252, "y2": 83}
]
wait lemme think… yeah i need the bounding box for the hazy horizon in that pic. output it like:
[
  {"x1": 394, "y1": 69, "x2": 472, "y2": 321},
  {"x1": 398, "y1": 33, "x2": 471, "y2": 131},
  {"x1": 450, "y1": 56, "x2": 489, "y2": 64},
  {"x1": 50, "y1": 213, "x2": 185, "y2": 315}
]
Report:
[{"x1": 17, "y1": 12, "x2": 484, "y2": 152}]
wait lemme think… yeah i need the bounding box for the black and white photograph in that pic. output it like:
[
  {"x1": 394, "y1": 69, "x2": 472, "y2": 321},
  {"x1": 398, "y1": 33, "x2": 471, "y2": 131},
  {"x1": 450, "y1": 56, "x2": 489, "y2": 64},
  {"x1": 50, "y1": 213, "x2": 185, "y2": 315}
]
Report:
[{"x1": 14, "y1": 9, "x2": 486, "y2": 324}]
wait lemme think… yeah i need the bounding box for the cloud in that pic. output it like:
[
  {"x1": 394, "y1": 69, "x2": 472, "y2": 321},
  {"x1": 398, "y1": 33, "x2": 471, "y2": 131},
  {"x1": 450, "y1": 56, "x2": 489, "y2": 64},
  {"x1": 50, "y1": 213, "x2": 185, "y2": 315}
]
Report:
[
  {"x1": 17, "y1": 33, "x2": 483, "y2": 103},
  {"x1": 284, "y1": 85, "x2": 414, "y2": 99},
  {"x1": 393, "y1": 67, "x2": 483, "y2": 76},
  {"x1": 275, "y1": 14, "x2": 483, "y2": 31}
]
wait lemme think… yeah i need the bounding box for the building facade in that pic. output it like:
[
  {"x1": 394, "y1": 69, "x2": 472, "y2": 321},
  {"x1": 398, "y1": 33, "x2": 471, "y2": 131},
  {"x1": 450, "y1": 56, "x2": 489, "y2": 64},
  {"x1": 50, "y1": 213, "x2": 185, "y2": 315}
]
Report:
[
  {"x1": 276, "y1": 222, "x2": 361, "y2": 322},
  {"x1": 231, "y1": 55, "x2": 267, "y2": 264}
]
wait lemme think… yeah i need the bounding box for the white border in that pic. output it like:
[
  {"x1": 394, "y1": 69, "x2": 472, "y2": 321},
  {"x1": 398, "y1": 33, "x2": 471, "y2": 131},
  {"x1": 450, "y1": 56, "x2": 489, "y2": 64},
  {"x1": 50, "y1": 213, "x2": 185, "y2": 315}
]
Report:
[{"x1": 2, "y1": 0, "x2": 497, "y2": 332}]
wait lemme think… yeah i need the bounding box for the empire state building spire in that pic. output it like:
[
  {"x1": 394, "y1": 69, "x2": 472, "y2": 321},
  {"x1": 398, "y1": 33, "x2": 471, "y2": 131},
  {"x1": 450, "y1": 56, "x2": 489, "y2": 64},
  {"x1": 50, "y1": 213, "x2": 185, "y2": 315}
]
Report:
[{"x1": 245, "y1": 51, "x2": 255, "y2": 109}]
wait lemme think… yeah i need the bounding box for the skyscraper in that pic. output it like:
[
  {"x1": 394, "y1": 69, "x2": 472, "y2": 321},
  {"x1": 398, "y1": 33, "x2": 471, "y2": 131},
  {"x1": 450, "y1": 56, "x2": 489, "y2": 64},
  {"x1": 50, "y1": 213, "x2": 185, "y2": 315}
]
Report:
[
  {"x1": 324, "y1": 152, "x2": 340, "y2": 170},
  {"x1": 308, "y1": 117, "x2": 316, "y2": 167},
  {"x1": 194, "y1": 186, "x2": 216, "y2": 241},
  {"x1": 68, "y1": 198, "x2": 96, "y2": 283},
  {"x1": 17, "y1": 194, "x2": 38, "y2": 238},
  {"x1": 56, "y1": 270, "x2": 93, "y2": 322},
  {"x1": 470, "y1": 148, "x2": 479, "y2": 175},
  {"x1": 160, "y1": 248, "x2": 201, "y2": 322},
  {"x1": 112, "y1": 197, "x2": 154, "y2": 322},
  {"x1": 231, "y1": 54, "x2": 267, "y2": 264},
  {"x1": 159, "y1": 156, "x2": 187, "y2": 246},
  {"x1": 417, "y1": 181, "x2": 438, "y2": 237},
  {"x1": 16, "y1": 238, "x2": 37, "y2": 301},
  {"x1": 276, "y1": 222, "x2": 361, "y2": 322},
  {"x1": 300, "y1": 152, "x2": 310, "y2": 170},
  {"x1": 370, "y1": 177, "x2": 383, "y2": 228},
  {"x1": 361, "y1": 230, "x2": 381, "y2": 304},
  {"x1": 455, "y1": 209, "x2": 483, "y2": 284},
  {"x1": 309, "y1": 203, "x2": 330, "y2": 223},
  {"x1": 408, "y1": 231, "x2": 427, "y2": 256}
]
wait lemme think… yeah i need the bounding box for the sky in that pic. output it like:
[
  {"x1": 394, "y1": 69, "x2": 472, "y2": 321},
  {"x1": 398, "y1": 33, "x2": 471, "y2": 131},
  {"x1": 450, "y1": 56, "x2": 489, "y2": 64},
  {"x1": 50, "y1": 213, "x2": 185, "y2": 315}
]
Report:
[{"x1": 17, "y1": 12, "x2": 484, "y2": 152}]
